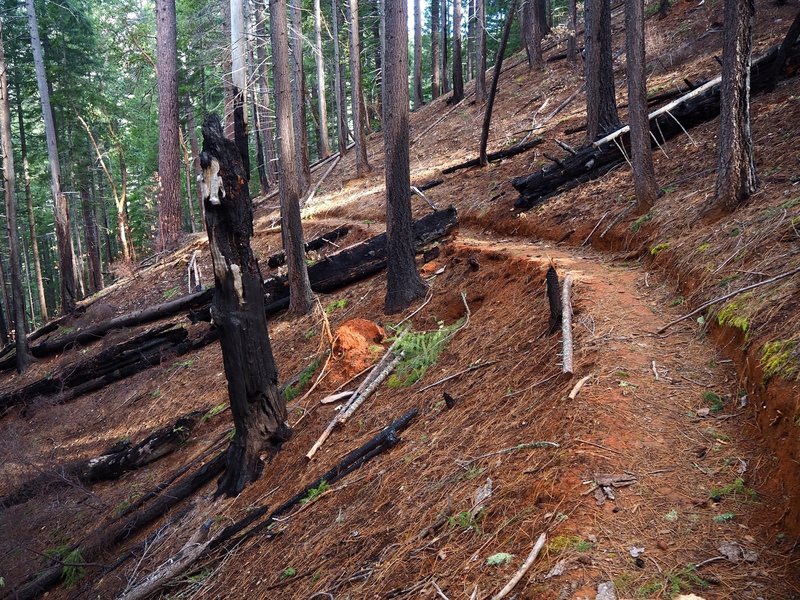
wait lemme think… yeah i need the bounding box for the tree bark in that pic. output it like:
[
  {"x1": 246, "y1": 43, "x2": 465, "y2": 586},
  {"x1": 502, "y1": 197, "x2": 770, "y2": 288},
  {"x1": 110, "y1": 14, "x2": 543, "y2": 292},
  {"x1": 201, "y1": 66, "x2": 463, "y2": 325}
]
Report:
[
  {"x1": 383, "y1": 0, "x2": 428, "y2": 314},
  {"x1": 200, "y1": 114, "x2": 291, "y2": 497},
  {"x1": 524, "y1": 0, "x2": 544, "y2": 68},
  {"x1": 156, "y1": 0, "x2": 182, "y2": 251},
  {"x1": 625, "y1": 0, "x2": 658, "y2": 207},
  {"x1": 349, "y1": 0, "x2": 372, "y2": 175},
  {"x1": 186, "y1": 102, "x2": 207, "y2": 222},
  {"x1": 715, "y1": 0, "x2": 757, "y2": 210},
  {"x1": 230, "y1": 0, "x2": 250, "y2": 178},
  {"x1": 467, "y1": 0, "x2": 475, "y2": 80},
  {"x1": 271, "y1": 0, "x2": 315, "y2": 315},
  {"x1": 313, "y1": 0, "x2": 332, "y2": 157},
  {"x1": 0, "y1": 22, "x2": 32, "y2": 373},
  {"x1": 254, "y1": 1, "x2": 279, "y2": 183},
  {"x1": 0, "y1": 297, "x2": 7, "y2": 347},
  {"x1": 331, "y1": 0, "x2": 350, "y2": 154},
  {"x1": 413, "y1": 0, "x2": 424, "y2": 108},
  {"x1": 475, "y1": 0, "x2": 486, "y2": 101},
  {"x1": 567, "y1": 0, "x2": 578, "y2": 63},
  {"x1": 26, "y1": 0, "x2": 76, "y2": 314},
  {"x1": 79, "y1": 168, "x2": 104, "y2": 292},
  {"x1": 479, "y1": 0, "x2": 518, "y2": 166},
  {"x1": 432, "y1": 0, "x2": 441, "y2": 98},
  {"x1": 451, "y1": 0, "x2": 464, "y2": 102},
  {"x1": 442, "y1": 0, "x2": 450, "y2": 93},
  {"x1": 290, "y1": 0, "x2": 311, "y2": 191},
  {"x1": 585, "y1": 0, "x2": 620, "y2": 141}
]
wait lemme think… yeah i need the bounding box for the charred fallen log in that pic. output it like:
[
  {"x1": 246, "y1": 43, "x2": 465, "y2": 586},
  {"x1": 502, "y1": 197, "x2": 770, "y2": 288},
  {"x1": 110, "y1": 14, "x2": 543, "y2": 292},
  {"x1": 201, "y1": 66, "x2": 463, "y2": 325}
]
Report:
[
  {"x1": 266, "y1": 225, "x2": 352, "y2": 269},
  {"x1": 0, "y1": 411, "x2": 204, "y2": 509},
  {"x1": 512, "y1": 39, "x2": 800, "y2": 210},
  {"x1": 442, "y1": 138, "x2": 543, "y2": 175}
]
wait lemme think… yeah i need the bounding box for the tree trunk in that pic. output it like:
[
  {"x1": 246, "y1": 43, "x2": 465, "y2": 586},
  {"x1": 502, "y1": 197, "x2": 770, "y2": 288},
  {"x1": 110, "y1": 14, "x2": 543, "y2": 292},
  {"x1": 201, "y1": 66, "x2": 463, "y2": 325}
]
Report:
[
  {"x1": 442, "y1": 0, "x2": 450, "y2": 94},
  {"x1": 79, "y1": 169, "x2": 103, "y2": 292},
  {"x1": 270, "y1": 0, "x2": 315, "y2": 315},
  {"x1": 524, "y1": 0, "x2": 544, "y2": 68},
  {"x1": 14, "y1": 74, "x2": 49, "y2": 322},
  {"x1": 467, "y1": 0, "x2": 475, "y2": 80},
  {"x1": 230, "y1": 0, "x2": 250, "y2": 178},
  {"x1": 475, "y1": 0, "x2": 486, "y2": 101},
  {"x1": 200, "y1": 114, "x2": 291, "y2": 497},
  {"x1": 156, "y1": 0, "x2": 182, "y2": 251},
  {"x1": 567, "y1": 0, "x2": 578, "y2": 63},
  {"x1": 715, "y1": 0, "x2": 757, "y2": 210},
  {"x1": 179, "y1": 127, "x2": 197, "y2": 233},
  {"x1": 117, "y1": 150, "x2": 134, "y2": 261},
  {"x1": 186, "y1": 102, "x2": 207, "y2": 222},
  {"x1": 538, "y1": 0, "x2": 551, "y2": 36},
  {"x1": 371, "y1": 0, "x2": 383, "y2": 123},
  {"x1": 332, "y1": 0, "x2": 350, "y2": 154},
  {"x1": 452, "y1": 0, "x2": 464, "y2": 102},
  {"x1": 413, "y1": 0, "x2": 424, "y2": 108},
  {"x1": 254, "y1": 1, "x2": 279, "y2": 182},
  {"x1": 349, "y1": 0, "x2": 372, "y2": 175},
  {"x1": 0, "y1": 22, "x2": 32, "y2": 373},
  {"x1": 222, "y1": 1, "x2": 235, "y2": 138},
  {"x1": 0, "y1": 297, "x2": 7, "y2": 347},
  {"x1": 657, "y1": 0, "x2": 670, "y2": 18},
  {"x1": 290, "y1": 0, "x2": 311, "y2": 191},
  {"x1": 479, "y1": 0, "x2": 518, "y2": 166},
  {"x1": 431, "y1": 0, "x2": 441, "y2": 98},
  {"x1": 313, "y1": 0, "x2": 332, "y2": 157},
  {"x1": 26, "y1": 0, "x2": 76, "y2": 314},
  {"x1": 626, "y1": 0, "x2": 658, "y2": 207},
  {"x1": 585, "y1": 0, "x2": 620, "y2": 141},
  {"x1": 383, "y1": 0, "x2": 428, "y2": 314},
  {"x1": 94, "y1": 170, "x2": 115, "y2": 266}
]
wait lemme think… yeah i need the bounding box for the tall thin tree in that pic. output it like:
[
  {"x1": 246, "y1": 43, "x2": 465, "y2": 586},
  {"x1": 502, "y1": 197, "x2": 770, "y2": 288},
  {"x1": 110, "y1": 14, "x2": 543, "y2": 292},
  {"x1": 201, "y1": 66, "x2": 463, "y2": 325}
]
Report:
[
  {"x1": 313, "y1": 0, "x2": 331, "y2": 157},
  {"x1": 442, "y1": 0, "x2": 450, "y2": 93},
  {"x1": 475, "y1": 0, "x2": 486, "y2": 101},
  {"x1": 523, "y1": 0, "x2": 544, "y2": 68},
  {"x1": 625, "y1": 0, "x2": 658, "y2": 207},
  {"x1": 26, "y1": 0, "x2": 76, "y2": 313},
  {"x1": 451, "y1": 0, "x2": 464, "y2": 102},
  {"x1": 253, "y1": 1, "x2": 279, "y2": 182},
  {"x1": 155, "y1": 0, "x2": 182, "y2": 251},
  {"x1": 0, "y1": 19, "x2": 32, "y2": 372},
  {"x1": 431, "y1": 0, "x2": 441, "y2": 98},
  {"x1": 290, "y1": 0, "x2": 311, "y2": 190},
  {"x1": 567, "y1": 0, "x2": 578, "y2": 63},
  {"x1": 715, "y1": 0, "x2": 757, "y2": 210},
  {"x1": 413, "y1": 0, "x2": 424, "y2": 108},
  {"x1": 332, "y1": 0, "x2": 349, "y2": 153},
  {"x1": 585, "y1": 0, "x2": 620, "y2": 140},
  {"x1": 271, "y1": 0, "x2": 315, "y2": 314},
  {"x1": 349, "y1": 0, "x2": 372, "y2": 175},
  {"x1": 383, "y1": 0, "x2": 427, "y2": 313}
]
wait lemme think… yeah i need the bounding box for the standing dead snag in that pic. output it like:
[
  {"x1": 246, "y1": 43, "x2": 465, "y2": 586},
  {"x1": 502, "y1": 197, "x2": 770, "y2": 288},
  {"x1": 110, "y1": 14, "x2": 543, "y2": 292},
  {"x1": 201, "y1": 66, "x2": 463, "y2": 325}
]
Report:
[{"x1": 200, "y1": 114, "x2": 290, "y2": 497}]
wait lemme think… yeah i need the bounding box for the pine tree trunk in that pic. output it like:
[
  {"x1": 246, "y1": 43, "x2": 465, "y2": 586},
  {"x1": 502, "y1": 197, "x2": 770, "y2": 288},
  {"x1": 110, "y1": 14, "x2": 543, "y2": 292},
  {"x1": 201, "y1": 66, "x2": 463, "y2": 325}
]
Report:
[
  {"x1": 254, "y1": 1, "x2": 279, "y2": 182},
  {"x1": 442, "y1": 0, "x2": 450, "y2": 93},
  {"x1": 230, "y1": 0, "x2": 250, "y2": 179},
  {"x1": 524, "y1": 0, "x2": 544, "y2": 68},
  {"x1": 715, "y1": 0, "x2": 757, "y2": 210},
  {"x1": 0, "y1": 22, "x2": 32, "y2": 372},
  {"x1": 0, "y1": 297, "x2": 7, "y2": 347},
  {"x1": 626, "y1": 0, "x2": 658, "y2": 207},
  {"x1": 199, "y1": 114, "x2": 290, "y2": 497},
  {"x1": 26, "y1": 0, "x2": 76, "y2": 314},
  {"x1": 567, "y1": 0, "x2": 578, "y2": 63},
  {"x1": 290, "y1": 0, "x2": 311, "y2": 191},
  {"x1": 383, "y1": 0, "x2": 428, "y2": 314},
  {"x1": 271, "y1": 0, "x2": 315, "y2": 315},
  {"x1": 585, "y1": 0, "x2": 620, "y2": 141},
  {"x1": 186, "y1": 103, "x2": 207, "y2": 222},
  {"x1": 452, "y1": 0, "x2": 464, "y2": 102},
  {"x1": 349, "y1": 0, "x2": 372, "y2": 175},
  {"x1": 178, "y1": 126, "x2": 197, "y2": 233},
  {"x1": 14, "y1": 74, "x2": 48, "y2": 322},
  {"x1": 413, "y1": 0, "x2": 424, "y2": 108},
  {"x1": 538, "y1": 0, "x2": 551, "y2": 36},
  {"x1": 0, "y1": 257, "x2": 10, "y2": 336},
  {"x1": 313, "y1": 0, "x2": 331, "y2": 157},
  {"x1": 431, "y1": 0, "x2": 441, "y2": 98},
  {"x1": 332, "y1": 0, "x2": 350, "y2": 153},
  {"x1": 467, "y1": 0, "x2": 475, "y2": 80},
  {"x1": 117, "y1": 150, "x2": 134, "y2": 261},
  {"x1": 222, "y1": 1, "x2": 235, "y2": 138},
  {"x1": 80, "y1": 170, "x2": 104, "y2": 292},
  {"x1": 155, "y1": 0, "x2": 182, "y2": 251},
  {"x1": 94, "y1": 170, "x2": 115, "y2": 266},
  {"x1": 475, "y1": 0, "x2": 486, "y2": 101},
  {"x1": 371, "y1": 0, "x2": 383, "y2": 122}
]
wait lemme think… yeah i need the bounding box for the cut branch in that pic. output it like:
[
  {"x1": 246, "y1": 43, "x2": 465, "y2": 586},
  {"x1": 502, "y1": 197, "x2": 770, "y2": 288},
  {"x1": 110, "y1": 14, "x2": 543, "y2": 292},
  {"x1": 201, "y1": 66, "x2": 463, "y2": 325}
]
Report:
[
  {"x1": 491, "y1": 533, "x2": 547, "y2": 600},
  {"x1": 561, "y1": 274, "x2": 574, "y2": 375}
]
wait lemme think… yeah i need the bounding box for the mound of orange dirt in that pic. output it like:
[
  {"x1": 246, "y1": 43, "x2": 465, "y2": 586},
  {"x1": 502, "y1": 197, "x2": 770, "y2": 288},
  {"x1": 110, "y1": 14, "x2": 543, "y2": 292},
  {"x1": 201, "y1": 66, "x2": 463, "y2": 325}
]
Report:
[{"x1": 328, "y1": 318, "x2": 386, "y2": 385}]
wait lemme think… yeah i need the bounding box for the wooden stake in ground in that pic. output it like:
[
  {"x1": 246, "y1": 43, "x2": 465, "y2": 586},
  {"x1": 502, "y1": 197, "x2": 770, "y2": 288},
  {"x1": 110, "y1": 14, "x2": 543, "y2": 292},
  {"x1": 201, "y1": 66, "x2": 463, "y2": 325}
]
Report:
[
  {"x1": 561, "y1": 274, "x2": 574, "y2": 374},
  {"x1": 491, "y1": 532, "x2": 547, "y2": 600}
]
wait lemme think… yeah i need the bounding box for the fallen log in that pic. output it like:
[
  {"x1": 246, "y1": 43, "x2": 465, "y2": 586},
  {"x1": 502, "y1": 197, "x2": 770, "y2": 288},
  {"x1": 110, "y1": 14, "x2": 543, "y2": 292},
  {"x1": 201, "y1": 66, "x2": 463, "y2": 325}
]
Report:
[
  {"x1": 546, "y1": 265, "x2": 562, "y2": 335},
  {"x1": 442, "y1": 138, "x2": 543, "y2": 175},
  {"x1": 561, "y1": 274, "x2": 574, "y2": 375},
  {"x1": 513, "y1": 38, "x2": 800, "y2": 209},
  {"x1": 0, "y1": 410, "x2": 205, "y2": 509},
  {"x1": 266, "y1": 225, "x2": 352, "y2": 269},
  {"x1": 414, "y1": 178, "x2": 444, "y2": 191}
]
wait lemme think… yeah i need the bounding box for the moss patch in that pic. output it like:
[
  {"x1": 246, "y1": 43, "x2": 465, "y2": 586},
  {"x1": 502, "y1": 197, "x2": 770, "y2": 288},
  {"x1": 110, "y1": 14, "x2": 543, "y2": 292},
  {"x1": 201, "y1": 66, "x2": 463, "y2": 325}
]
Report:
[{"x1": 760, "y1": 338, "x2": 799, "y2": 381}]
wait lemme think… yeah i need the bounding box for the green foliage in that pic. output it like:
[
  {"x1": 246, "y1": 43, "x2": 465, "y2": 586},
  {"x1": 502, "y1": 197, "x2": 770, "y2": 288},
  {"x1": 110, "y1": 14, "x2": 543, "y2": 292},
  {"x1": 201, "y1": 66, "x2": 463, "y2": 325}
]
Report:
[
  {"x1": 703, "y1": 428, "x2": 729, "y2": 442},
  {"x1": 45, "y1": 546, "x2": 85, "y2": 588},
  {"x1": 185, "y1": 568, "x2": 213, "y2": 584},
  {"x1": 448, "y1": 510, "x2": 481, "y2": 531},
  {"x1": 548, "y1": 535, "x2": 593, "y2": 553},
  {"x1": 650, "y1": 242, "x2": 670, "y2": 256},
  {"x1": 709, "y1": 478, "x2": 756, "y2": 500},
  {"x1": 324, "y1": 299, "x2": 348, "y2": 314},
  {"x1": 630, "y1": 211, "x2": 654, "y2": 232},
  {"x1": 664, "y1": 508, "x2": 679, "y2": 522},
  {"x1": 280, "y1": 566, "x2": 297, "y2": 580},
  {"x1": 697, "y1": 242, "x2": 712, "y2": 252},
  {"x1": 300, "y1": 480, "x2": 329, "y2": 504},
  {"x1": 702, "y1": 391, "x2": 724, "y2": 413},
  {"x1": 713, "y1": 513, "x2": 736, "y2": 523},
  {"x1": 163, "y1": 286, "x2": 180, "y2": 299},
  {"x1": 173, "y1": 358, "x2": 195, "y2": 368},
  {"x1": 486, "y1": 552, "x2": 514, "y2": 566},
  {"x1": 760, "y1": 339, "x2": 799, "y2": 381},
  {"x1": 284, "y1": 358, "x2": 322, "y2": 402},
  {"x1": 387, "y1": 320, "x2": 463, "y2": 388},
  {"x1": 717, "y1": 299, "x2": 750, "y2": 335},
  {"x1": 202, "y1": 403, "x2": 228, "y2": 422},
  {"x1": 637, "y1": 565, "x2": 708, "y2": 598}
]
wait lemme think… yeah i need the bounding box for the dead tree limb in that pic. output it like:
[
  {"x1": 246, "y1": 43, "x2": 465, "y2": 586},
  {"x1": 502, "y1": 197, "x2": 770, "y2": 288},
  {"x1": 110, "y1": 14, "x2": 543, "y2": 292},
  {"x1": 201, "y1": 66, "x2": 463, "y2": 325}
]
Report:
[
  {"x1": 546, "y1": 266, "x2": 562, "y2": 335},
  {"x1": 561, "y1": 274, "x2": 574, "y2": 375},
  {"x1": 266, "y1": 225, "x2": 352, "y2": 269},
  {"x1": 491, "y1": 533, "x2": 547, "y2": 600},
  {"x1": 442, "y1": 138, "x2": 542, "y2": 174}
]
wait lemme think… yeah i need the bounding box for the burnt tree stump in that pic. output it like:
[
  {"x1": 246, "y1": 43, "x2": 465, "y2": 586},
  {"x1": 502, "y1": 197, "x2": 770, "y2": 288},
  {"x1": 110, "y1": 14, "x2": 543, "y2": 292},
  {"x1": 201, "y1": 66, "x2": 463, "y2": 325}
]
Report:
[{"x1": 200, "y1": 114, "x2": 290, "y2": 497}]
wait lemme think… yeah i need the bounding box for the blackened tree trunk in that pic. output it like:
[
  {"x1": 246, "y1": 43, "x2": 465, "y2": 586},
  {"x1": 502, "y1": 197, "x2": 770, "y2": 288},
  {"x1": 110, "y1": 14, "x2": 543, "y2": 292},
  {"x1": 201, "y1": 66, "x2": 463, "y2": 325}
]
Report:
[
  {"x1": 271, "y1": 0, "x2": 315, "y2": 315},
  {"x1": 431, "y1": 0, "x2": 441, "y2": 98},
  {"x1": 14, "y1": 74, "x2": 48, "y2": 321},
  {"x1": 452, "y1": 0, "x2": 464, "y2": 102},
  {"x1": 383, "y1": 0, "x2": 428, "y2": 314},
  {"x1": 201, "y1": 114, "x2": 290, "y2": 497},
  {"x1": 290, "y1": 0, "x2": 311, "y2": 191},
  {"x1": 442, "y1": 0, "x2": 450, "y2": 94},
  {"x1": 523, "y1": 0, "x2": 544, "y2": 68},
  {"x1": 26, "y1": 0, "x2": 76, "y2": 314},
  {"x1": 0, "y1": 22, "x2": 32, "y2": 373},
  {"x1": 313, "y1": 0, "x2": 331, "y2": 157},
  {"x1": 475, "y1": 0, "x2": 486, "y2": 101},
  {"x1": 715, "y1": 0, "x2": 757, "y2": 210},
  {"x1": 585, "y1": 0, "x2": 620, "y2": 141},
  {"x1": 625, "y1": 0, "x2": 658, "y2": 207},
  {"x1": 80, "y1": 170, "x2": 103, "y2": 292},
  {"x1": 156, "y1": 0, "x2": 182, "y2": 251},
  {"x1": 567, "y1": 0, "x2": 578, "y2": 63},
  {"x1": 349, "y1": 0, "x2": 372, "y2": 175},
  {"x1": 413, "y1": 0, "x2": 424, "y2": 108},
  {"x1": 332, "y1": 0, "x2": 350, "y2": 154}
]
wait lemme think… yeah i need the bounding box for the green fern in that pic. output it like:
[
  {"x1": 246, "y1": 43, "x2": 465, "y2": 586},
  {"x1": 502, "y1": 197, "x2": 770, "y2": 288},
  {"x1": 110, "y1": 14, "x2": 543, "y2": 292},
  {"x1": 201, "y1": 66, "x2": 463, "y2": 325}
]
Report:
[{"x1": 388, "y1": 320, "x2": 464, "y2": 387}]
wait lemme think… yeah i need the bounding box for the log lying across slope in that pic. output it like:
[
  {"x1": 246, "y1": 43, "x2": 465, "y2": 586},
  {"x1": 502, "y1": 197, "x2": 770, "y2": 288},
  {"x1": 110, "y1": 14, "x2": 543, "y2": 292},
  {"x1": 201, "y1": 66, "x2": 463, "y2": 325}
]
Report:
[{"x1": 512, "y1": 36, "x2": 800, "y2": 210}]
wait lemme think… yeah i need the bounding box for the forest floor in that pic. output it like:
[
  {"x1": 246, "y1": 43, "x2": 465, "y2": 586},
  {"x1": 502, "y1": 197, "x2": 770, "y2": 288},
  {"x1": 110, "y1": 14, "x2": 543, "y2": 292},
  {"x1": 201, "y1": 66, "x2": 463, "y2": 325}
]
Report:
[{"x1": 1, "y1": 0, "x2": 799, "y2": 598}]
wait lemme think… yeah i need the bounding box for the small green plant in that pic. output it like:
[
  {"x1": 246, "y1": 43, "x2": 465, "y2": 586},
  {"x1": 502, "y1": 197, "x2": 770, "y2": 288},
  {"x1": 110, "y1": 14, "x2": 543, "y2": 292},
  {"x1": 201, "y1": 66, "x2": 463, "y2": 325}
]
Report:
[
  {"x1": 150, "y1": 389, "x2": 161, "y2": 398},
  {"x1": 717, "y1": 299, "x2": 750, "y2": 335},
  {"x1": 226, "y1": 427, "x2": 236, "y2": 441},
  {"x1": 449, "y1": 510, "x2": 481, "y2": 531},
  {"x1": 702, "y1": 391, "x2": 725, "y2": 413},
  {"x1": 697, "y1": 242, "x2": 712, "y2": 252},
  {"x1": 284, "y1": 357, "x2": 322, "y2": 402},
  {"x1": 636, "y1": 579, "x2": 663, "y2": 597},
  {"x1": 713, "y1": 512, "x2": 736, "y2": 523},
  {"x1": 387, "y1": 319, "x2": 464, "y2": 388},
  {"x1": 760, "y1": 338, "x2": 799, "y2": 381},
  {"x1": 668, "y1": 296, "x2": 685, "y2": 307},
  {"x1": 709, "y1": 477, "x2": 756, "y2": 501},
  {"x1": 303, "y1": 327, "x2": 318, "y2": 340},
  {"x1": 486, "y1": 552, "x2": 514, "y2": 566},
  {"x1": 324, "y1": 298, "x2": 348, "y2": 314},
  {"x1": 660, "y1": 183, "x2": 677, "y2": 194},
  {"x1": 630, "y1": 211, "x2": 654, "y2": 233},
  {"x1": 548, "y1": 535, "x2": 593, "y2": 553},
  {"x1": 300, "y1": 480, "x2": 330, "y2": 504},
  {"x1": 280, "y1": 566, "x2": 297, "y2": 580},
  {"x1": 703, "y1": 427, "x2": 729, "y2": 442},
  {"x1": 45, "y1": 546, "x2": 86, "y2": 588},
  {"x1": 163, "y1": 286, "x2": 180, "y2": 299},
  {"x1": 202, "y1": 402, "x2": 228, "y2": 422},
  {"x1": 185, "y1": 568, "x2": 213, "y2": 584},
  {"x1": 650, "y1": 242, "x2": 670, "y2": 256},
  {"x1": 173, "y1": 358, "x2": 195, "y2": 368},
  {"x1": 664, "y1": 508, "x2": 679, "y2": 522}
]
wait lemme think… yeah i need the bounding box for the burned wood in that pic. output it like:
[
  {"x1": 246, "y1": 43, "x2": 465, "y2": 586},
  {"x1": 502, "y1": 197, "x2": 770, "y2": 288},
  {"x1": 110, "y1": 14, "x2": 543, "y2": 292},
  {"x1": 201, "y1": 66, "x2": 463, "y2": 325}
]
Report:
[
  {"x1": 546, "y1": 266, "x2": 562, "y2": 335},
  {"x1": 266, "y1": 225, "x2": 352, "y2": 269},
  {"x1": 513, "y1": 38, "x2": 800, "y2": 210},
  {"x1": 415, "y1": 178, "x2": 444, "y2": 191},
  {"x1": 0, "y1": 411, "x2": 204, "y2": 509},
  {"x1": 441, "y1": 138, "x2": 542, "y2": 175}
]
